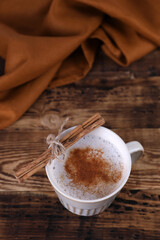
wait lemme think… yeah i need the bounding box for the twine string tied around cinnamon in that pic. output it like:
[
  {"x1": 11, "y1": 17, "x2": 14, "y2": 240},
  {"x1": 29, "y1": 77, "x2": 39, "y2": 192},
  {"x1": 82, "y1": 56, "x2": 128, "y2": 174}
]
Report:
[{"x1": 46, "y1": 117, "x2": 69, "y2": 163}]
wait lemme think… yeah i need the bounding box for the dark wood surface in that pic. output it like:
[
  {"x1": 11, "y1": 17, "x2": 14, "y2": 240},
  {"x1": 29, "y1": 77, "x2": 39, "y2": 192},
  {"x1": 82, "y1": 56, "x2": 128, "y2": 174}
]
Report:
[{"x1": 0, "y1": 48, "x2": 160, "y2": 240}]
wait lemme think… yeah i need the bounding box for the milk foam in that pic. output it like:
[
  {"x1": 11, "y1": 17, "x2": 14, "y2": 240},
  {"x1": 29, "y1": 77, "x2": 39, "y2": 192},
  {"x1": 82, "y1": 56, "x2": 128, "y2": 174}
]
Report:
[{"x1": 51, "y1": 134, "x2": 126, "y2": 200}]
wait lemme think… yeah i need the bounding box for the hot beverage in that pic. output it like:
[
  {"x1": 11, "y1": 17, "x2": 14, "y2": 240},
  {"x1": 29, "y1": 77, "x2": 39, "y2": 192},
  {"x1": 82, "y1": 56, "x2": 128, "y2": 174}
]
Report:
[{"x1": 51, "y1": 134, "x2": 126, "y2": 200}]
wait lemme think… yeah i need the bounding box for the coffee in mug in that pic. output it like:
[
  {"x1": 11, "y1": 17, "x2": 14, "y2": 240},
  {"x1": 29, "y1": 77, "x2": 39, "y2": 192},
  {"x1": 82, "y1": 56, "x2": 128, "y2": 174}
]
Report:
[{"x1": 52, "y1": 135, "x2": 127, "y2": 200}]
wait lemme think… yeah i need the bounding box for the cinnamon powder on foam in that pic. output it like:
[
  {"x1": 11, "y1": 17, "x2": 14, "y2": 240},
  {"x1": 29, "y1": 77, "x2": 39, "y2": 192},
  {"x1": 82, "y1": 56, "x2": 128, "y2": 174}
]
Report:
[{"x1": 65, "y1": 147, "x2": 122, "y2": 190}]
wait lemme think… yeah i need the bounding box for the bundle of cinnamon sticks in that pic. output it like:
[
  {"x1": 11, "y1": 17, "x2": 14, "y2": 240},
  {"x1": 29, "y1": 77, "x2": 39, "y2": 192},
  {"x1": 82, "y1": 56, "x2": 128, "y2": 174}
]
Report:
[{"x1": 15, "y1": 113, "x2": 105, "y2": 183}]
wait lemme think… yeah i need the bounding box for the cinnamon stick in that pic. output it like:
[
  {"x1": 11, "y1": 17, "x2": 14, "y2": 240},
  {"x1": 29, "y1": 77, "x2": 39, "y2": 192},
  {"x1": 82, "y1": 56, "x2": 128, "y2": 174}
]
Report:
[{"x1": 14, "y1": 113, "x2": 105, "y2": 183}]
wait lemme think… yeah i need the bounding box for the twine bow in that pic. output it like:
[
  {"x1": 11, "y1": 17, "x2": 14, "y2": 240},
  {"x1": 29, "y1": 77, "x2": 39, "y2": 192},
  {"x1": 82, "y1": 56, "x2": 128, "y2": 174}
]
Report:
[{"x1": 46, "y1": 117, "x2": 69, "y2": 163}]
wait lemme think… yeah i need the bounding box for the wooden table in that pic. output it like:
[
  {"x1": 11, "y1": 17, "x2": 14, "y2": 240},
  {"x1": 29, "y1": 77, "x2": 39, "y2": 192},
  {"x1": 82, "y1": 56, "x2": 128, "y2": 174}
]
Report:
[{"x1": 0, "y1": 49, "x2": 160, "y2": 240}]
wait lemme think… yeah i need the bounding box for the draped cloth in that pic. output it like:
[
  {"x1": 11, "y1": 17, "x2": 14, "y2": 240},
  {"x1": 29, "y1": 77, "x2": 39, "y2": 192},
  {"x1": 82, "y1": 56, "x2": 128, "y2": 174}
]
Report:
[{"x1": 0, "y1": 0, "x2": 160, "y2": 129}]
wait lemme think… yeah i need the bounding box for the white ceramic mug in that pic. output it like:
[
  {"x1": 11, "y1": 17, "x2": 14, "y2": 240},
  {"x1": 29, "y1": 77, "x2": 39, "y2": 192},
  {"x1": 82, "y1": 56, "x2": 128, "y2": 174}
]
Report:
[{"x1": 46, "y1": 126, "x2": 144, "y2": 216}]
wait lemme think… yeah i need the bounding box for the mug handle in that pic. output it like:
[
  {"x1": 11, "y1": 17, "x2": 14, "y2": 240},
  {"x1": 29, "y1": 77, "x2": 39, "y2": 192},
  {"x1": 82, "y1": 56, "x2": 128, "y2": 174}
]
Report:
[{"x1": 126, "y1": 141, "x2": 144, "y2": 165}]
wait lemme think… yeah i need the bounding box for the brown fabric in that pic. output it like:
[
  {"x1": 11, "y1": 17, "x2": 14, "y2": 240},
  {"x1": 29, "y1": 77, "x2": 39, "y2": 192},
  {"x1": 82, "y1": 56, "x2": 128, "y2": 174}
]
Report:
[{"x1": 0, "y1": 0, "x2": 160, "y2": 129}]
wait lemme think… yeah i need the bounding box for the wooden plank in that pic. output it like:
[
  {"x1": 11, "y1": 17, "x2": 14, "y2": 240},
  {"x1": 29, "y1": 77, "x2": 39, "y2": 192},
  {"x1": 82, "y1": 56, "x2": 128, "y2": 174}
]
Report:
[
  {"x1": 0, "y1": 129, "x2": 159, "y2": 192},
  {"x1": 0, "y1": 189, "x2": 159, "y2": 239},
  {"x1": 1, "y1": 75, "x2": 159, "y2": 132},
  {"x1": 80, "y1": 48, "x2": 160, "y2": 84}
]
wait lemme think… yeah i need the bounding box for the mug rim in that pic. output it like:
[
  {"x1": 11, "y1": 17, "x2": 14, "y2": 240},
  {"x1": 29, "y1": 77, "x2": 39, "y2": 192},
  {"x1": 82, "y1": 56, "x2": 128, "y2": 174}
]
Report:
[{"x1": 45, "y1": 126, "x2": 132, "y2": 203}]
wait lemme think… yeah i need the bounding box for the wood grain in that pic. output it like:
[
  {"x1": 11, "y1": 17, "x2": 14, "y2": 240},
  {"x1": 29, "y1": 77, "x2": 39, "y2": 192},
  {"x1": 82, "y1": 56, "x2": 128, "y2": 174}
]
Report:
[
  {"x1": 0, "y1": 189, "x2": 159, "y2": 240},
  {"x1": 0, "y1": 49, "x2": 160, "y2": 240},
  {"x1": 1, "y1": 76, "x2": 159, "y2": 132},
  {"x1": 79, "y1": 48, "x2": 160, "y2": 86}
]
